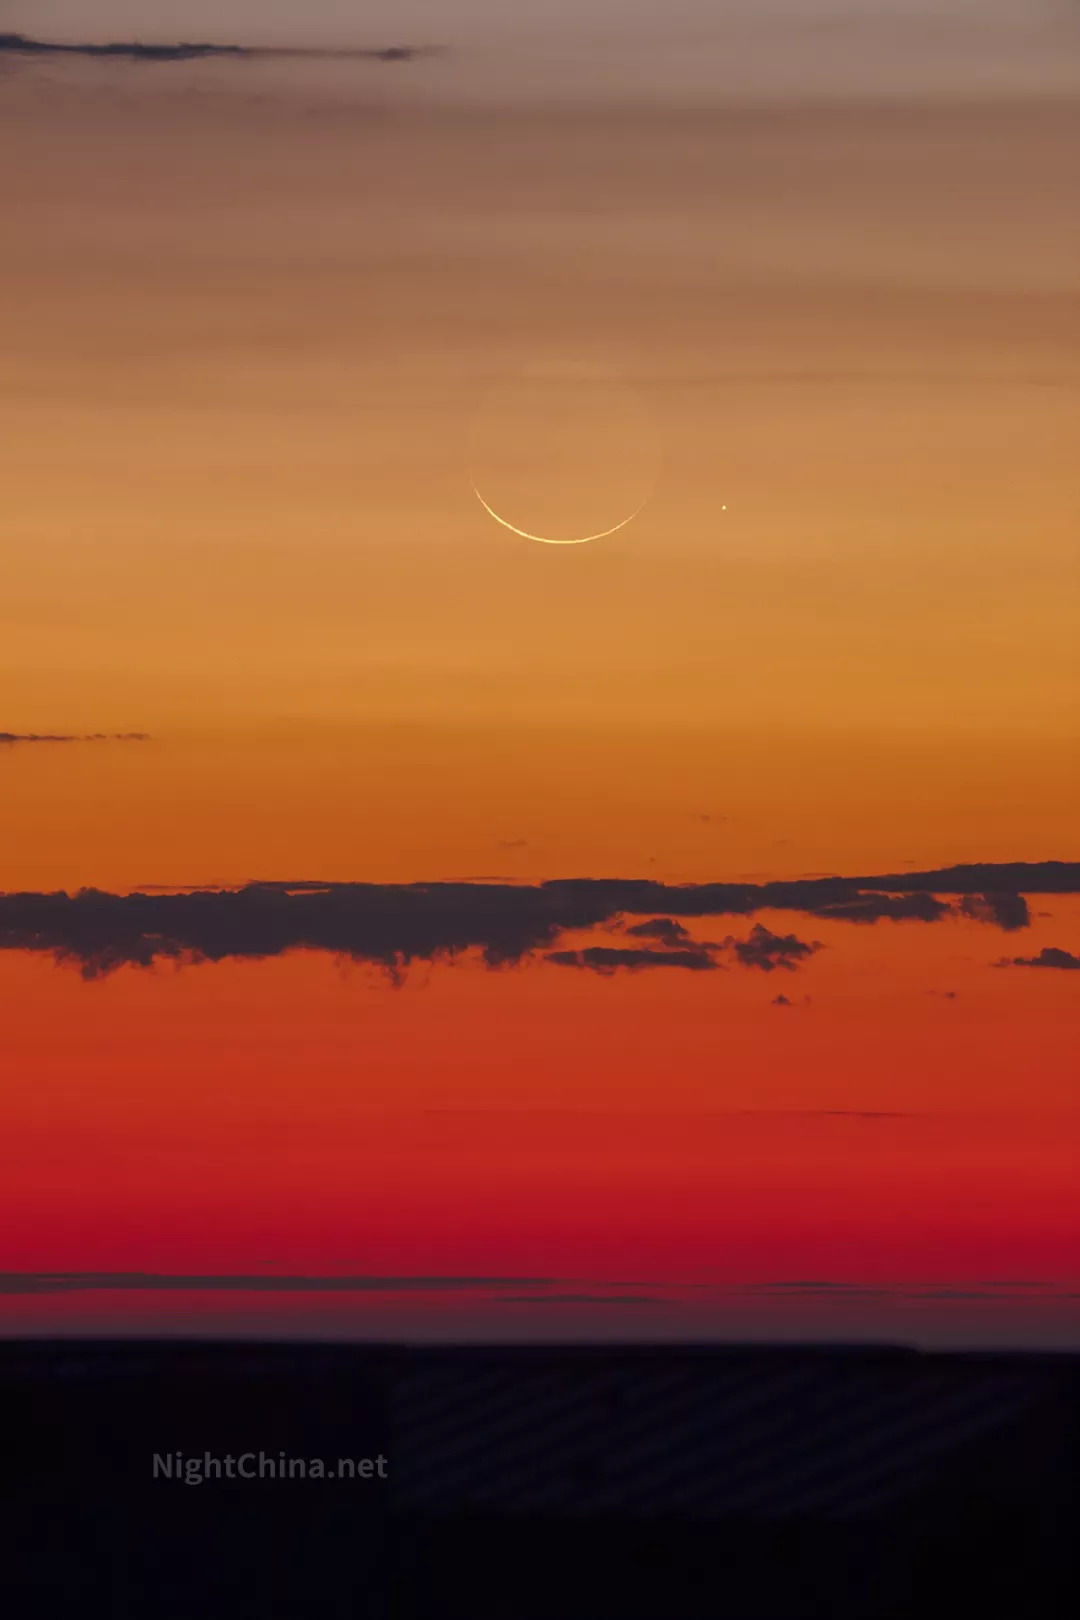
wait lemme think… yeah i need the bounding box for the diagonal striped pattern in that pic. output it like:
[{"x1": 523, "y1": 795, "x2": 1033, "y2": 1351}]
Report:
[{"x1": 390, "y1": 1355, "x2": 1043, "y2": 1520}]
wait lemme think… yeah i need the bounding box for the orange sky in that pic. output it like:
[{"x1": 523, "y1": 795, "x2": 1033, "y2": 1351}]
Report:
[
  {"x1": 2, "y1": 88, "x2": 1076, "y2": 888},
  {"x1": 3, "y1": 89, "x2": 1077, "y2": 752},
  {"x1": 1, "y1": 926, "x2": 1078, "y2": 1341},
  {"x1": 1, "y1": 72, "x2": 1076, "y2": 1342}
]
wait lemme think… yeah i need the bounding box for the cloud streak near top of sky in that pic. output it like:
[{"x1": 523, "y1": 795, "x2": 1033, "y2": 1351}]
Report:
[
  {"x1": 0, "y1": 732, "x2": 150, "y2": 745},
  {"x1": 0, "y1": 863, "x2": 1074, "y2": 978},
  {"x1": 0, "y1": 33, "x2": 437, "y2": 64}
]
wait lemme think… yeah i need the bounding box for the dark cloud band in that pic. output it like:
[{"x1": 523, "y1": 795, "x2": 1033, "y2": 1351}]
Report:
[
  {"x1": 0, "y1": 1272, "x2": 555, "y2": 1296},
  {"x1": 0, "y1": 862, "x2": 1071, "y2": 978},
  {"x1": 547, "y1": 946, "x2": 721, "y2": 974},
  {"x1": 1004, "y1": 947, "x2": 1080, "y2": 971},
  {"x1": 0, "y1": 33, "x2": 435, "y2": 65},
  {"x1": 0, "y1": 1273, "x2": 1068, "y2": 1307}
]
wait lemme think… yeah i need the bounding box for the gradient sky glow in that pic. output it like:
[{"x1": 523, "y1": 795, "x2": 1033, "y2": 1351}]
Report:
[{"x1": 1, "y1": 0, "x2": 1077, "y2": 1344}]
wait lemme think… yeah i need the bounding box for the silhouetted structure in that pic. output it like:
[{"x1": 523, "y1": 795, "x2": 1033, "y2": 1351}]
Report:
[{"x1": 2, "y1": 1341, "x2": 1076, "y2": 1616}]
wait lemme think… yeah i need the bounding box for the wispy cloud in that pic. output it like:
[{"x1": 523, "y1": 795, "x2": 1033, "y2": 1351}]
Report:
[
  {"x1": 0, "y1": 732, "x2": 150, "y2": 746},
  {"x1": 0, "y1": 33, "x2": 438, "y2": 65}
]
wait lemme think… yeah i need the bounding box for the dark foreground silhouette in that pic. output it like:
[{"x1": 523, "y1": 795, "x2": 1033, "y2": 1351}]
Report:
[{"x1": 3, "y1": 1340, "x2": 1077, "y2": 1617}]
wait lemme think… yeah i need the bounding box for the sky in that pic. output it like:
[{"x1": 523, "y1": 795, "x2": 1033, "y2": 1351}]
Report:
[
  {"x1": 14, "y1": 2, "x2": 1080, "y2": 97},
  {"x1": 0, "y1": 1, "x2": 1077, "y2": 1344}
]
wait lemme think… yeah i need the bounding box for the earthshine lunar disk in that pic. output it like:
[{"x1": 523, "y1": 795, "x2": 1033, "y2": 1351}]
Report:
[{"x1": 471, "y1": 484, "x2": 647, "y2": 545}]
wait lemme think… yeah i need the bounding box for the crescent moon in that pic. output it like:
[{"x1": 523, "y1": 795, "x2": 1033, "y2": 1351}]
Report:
[{"x1": 471, "y1": 485, "x2": 646, "y2": 545}]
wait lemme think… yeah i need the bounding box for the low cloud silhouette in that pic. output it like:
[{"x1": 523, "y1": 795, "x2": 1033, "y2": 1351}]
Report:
[
  {"x1": 550, "y1": 922, "x2": 823, "y2": 976},
  {"x1": 624, "y1": 917, "x2": 692, "y2": 946},
  {"x1": 0, "y1": 882, "x2": 595, "y2": 980},
  {"x1": 848, "y1": 861, "x2": 1079, "y2": 894},
  {"x1": 0, "y1": 862, "x2": 1075, "y2": 978},
  {"x1": 1004, "y1": 946, "x2": 1080, "y2": 971},
  {"x1": 726, "y1": 924, "x2": 822, "y2": 972},
  {"x1": 959, "y1": 892, "x2": 1031, "y2": 931},
  {"x1": 808, "y1": 892, "x2": 949, "y2": 924},
  {"x1": 547, "y1": 945, "x2": 720, "y2": 974}
]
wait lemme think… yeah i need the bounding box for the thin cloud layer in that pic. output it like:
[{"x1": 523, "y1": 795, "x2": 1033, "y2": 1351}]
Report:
[
  {"x1": 0, "y1": 1272, "x2": 554, "y2": 1296},
  {"x1": 0, "y1": 33, "x2": 436, "y2": 65},
  {"x1": 809, "y1": 893, "x2": 950, "y2": 924},
  {"x1": 0, "y1": 732, "x2": 150, "y2": 745},
  {"x1": 0, "y1": 1272, "x2": 1069, "y2": 1309},
  {"x1": 0, "y1": 862, "x2": 1074, "y2": 978}
]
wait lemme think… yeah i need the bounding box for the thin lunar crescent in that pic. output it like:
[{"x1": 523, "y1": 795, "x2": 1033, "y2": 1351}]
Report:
[{"x1": 471, "y1": 485, "x2": 646, "y2": 545}]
